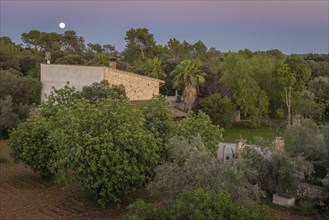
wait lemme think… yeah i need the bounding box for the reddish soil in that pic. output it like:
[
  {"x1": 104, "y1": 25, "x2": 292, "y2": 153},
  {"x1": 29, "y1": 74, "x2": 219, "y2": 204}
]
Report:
[
  {"x1": 0, "y1": 163, "x2": 132, "y2": 219},
  {"x1": 268, "y1": 207, "x2": 313, "y2": 220}
]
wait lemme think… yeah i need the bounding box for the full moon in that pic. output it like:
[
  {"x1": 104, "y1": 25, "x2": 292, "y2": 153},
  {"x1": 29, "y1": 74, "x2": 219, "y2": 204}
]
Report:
[{"x1": 59, "y1": 22, "x2": 65, "y2": 29}]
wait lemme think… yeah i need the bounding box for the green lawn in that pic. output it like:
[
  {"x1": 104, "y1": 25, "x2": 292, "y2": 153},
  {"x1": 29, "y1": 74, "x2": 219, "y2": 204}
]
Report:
[
  {"x1": 222, "y1": 125, "x2": 276, "y2": 143},
  {"x1": 222, "y1": 124, "x2": 293, "y2": 148}
]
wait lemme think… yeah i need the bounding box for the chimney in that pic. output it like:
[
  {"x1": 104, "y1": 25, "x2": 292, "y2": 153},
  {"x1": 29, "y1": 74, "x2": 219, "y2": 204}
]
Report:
[{"x1": 109, "y1": 58, "x2": 117, "y2": 69}]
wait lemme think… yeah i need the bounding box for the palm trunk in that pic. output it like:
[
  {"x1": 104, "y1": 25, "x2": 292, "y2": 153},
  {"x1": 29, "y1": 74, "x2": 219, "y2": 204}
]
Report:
[{"x1": 183, "y1": 84, "x2": 197, "y2": 109}]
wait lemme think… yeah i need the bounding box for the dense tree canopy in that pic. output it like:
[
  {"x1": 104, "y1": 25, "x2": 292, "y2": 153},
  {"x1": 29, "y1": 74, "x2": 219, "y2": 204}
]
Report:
[
  {"x1": 273, "y1": 55, "x2": 311, "y2": 126},
  {"x1": 220, "y1": 53, "x2": 269, "y2": 126}
]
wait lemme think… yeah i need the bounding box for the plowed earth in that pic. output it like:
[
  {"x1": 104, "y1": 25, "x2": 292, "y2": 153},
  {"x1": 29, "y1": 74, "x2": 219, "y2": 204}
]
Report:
[{"x1": 0, "y1": 163, "x2": 132, "y2": 219}]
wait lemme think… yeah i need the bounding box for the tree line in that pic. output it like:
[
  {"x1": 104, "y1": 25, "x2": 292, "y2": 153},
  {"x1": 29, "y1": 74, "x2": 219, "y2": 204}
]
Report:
[{"x1": 0, "y1": 28, "x2": 329, "y2": 137}]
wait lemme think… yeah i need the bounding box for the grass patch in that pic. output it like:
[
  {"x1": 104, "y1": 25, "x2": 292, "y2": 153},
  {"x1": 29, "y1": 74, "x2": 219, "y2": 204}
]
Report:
[
  {"x1": 223, "y1": 125, "x2": 276, "y2": 144},
  {"x1": 222, "y1": 124, "x2": 291, "y2": 148}
]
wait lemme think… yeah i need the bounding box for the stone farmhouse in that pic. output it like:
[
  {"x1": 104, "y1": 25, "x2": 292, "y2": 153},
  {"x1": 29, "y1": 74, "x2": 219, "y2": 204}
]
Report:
[{"x1": 40, "y1": 62, "x2": 165, "y2": 102}]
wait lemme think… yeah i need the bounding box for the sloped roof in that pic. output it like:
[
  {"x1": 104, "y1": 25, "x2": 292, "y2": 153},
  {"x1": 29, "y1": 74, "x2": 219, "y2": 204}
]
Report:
[
  {"x1": 43, "y1": 64, "x2": 165, "y2": 85},
  {"x1": 106, "y1": 67, "x2": 165, "y2": 85}
]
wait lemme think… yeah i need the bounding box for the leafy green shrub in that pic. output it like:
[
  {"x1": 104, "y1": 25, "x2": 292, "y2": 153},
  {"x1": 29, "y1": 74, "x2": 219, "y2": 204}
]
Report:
[
  {"x1": 270, "y1": 152, "x2": 313, "y2": 196},
  {"x1": 125, "y1": 189, "x2": 278, "y2": 220},
  {"x1": 39, "y1": 85, "x2": 81, "y2": 118},
  {"x1": 0, "y1": 70, "x2": 42, "y2": 136},
  {"x1": 138, "y1": 96, "x2": 172, "y2": 159},
  {"x1": 148, "y1": 137, "x2": 264, "y2": 205},
  {"x1": 239, "y1": 147, "x2": 272, "y2": 189},
  {"x1": 0, "y1": 96, "x2": 20, "y2": 138},
  {"x1": 8, "y1": 115, "x2": 54, "y2": 178},
  {"x1": 288, "y1": 115, "x2": 327, "y2": 161},
  {"x1": 171, "y1": 111, "x2": 223, "y2": 154},
  {"x1": 199, "y1": 93, "x2": 236, "y2": 128},
  {"x1": 239, "y1": 146, "x2": 313, "y2": 197},
  {"x1": 171, "y1": 189, "x2": 275, "y2": 220},
  {"x1": 80, "y1": 80, "x2": 126, "y2": 102},
  {"x1": 125, "y1": 199, "x2": 167, "y2": 220},
  {"x1": 138, "y1": 95, "x2": 172, "y2": 140},
  {"x1": 0, "y1": 69, "x2": 42, "y2": 106},
  {"x1": 50, "y1": 98, "x2": 160, "y2": 207},
  {"x1": 26, "y1": 63, "x2": 40, "y2": 79},
  {"x1": 294, "y1": 199, "x2": 315, "y2": 216},
  {"x1": 312, "y1": 163, "x2": 327, "y2": 179}
]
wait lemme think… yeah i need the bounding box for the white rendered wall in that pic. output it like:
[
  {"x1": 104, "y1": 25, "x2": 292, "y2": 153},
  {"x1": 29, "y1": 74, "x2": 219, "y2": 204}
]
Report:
[{"x1": 40, "y1": 64, "x2": 105, "y2": 101}]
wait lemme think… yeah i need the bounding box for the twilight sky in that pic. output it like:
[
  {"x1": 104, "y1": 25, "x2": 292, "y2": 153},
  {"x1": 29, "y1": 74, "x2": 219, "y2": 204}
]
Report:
[{"x1": 1, "y1": 0, "x2": 328, "y2": 54}]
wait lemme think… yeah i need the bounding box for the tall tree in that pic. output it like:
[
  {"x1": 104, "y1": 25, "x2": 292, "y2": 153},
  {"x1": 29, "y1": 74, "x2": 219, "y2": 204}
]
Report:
[
  {"x1": 124, "y1": 28, "x2": 156, "y2": 62},
  {"x1": 103, "y1": 44, "x2": 119, "y2": 58},
  {"x1": 171, "y1": 59, "x2": 207, "y2": 107},
  {"x1": 21, "y1": 30, "x2": 42, "y2": 50},
  {"x1": 165, "y1": 38, "x2": 193, "y2": 65},
  {"x1": 273, "y1": 55, "x2": 311, "y2": 126},
  {"x1": 273, "y1": 61, "x2": 295, "y2": 126},
  {"x1": 61, "y1": 30, "x2": 85, "y2": 54},
  {"x1": 220, "y1": 53, "x2": 269, "y2": 126},
  {"x1": 87, "y1": 43, "x2": 104, "y2": 54}
]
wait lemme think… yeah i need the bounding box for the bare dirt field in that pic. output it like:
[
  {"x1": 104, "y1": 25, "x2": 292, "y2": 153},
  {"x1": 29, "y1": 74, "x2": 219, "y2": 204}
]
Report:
[
  {"x1": 0, "y1": 140, "x2": 137, "y2": 220},
  {"x1": 0, "y1": 140, "x2": 314, "y2": 220},
  {"x1": 0, "y1": 163, "x2": 132, "y2": 219}
]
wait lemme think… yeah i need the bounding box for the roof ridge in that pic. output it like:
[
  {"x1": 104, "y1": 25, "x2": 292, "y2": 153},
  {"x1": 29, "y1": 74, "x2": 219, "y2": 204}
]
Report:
[{"x1": 106, "y1": 68, "x2": 165, "y2": 84}]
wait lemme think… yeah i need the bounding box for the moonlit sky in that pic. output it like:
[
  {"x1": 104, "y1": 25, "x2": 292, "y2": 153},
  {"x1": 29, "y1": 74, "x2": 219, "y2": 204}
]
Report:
[{"x1": 1, "y1": 0, "x2": 328, "y2": 54}]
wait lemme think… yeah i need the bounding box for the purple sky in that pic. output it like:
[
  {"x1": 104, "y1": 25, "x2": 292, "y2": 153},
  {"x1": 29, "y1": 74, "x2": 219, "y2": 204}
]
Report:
[{"x1": 1, "y1": 1, "x2": 328, "y2": 54}]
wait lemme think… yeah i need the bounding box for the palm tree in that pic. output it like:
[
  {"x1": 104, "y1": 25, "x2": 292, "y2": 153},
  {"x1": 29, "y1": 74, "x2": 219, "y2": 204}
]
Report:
[
  {"x1": 143, "y1": 57, "x2": 166, "y2": 79},
  {"x1": 171, "y1": 59, "x2": 207, "y2": 107}
]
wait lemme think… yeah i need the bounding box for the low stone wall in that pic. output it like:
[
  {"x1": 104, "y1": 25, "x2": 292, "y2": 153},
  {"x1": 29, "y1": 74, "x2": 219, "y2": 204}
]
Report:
[{"x1": 297, "y1": 182, "x2": 329, "y2": 199}]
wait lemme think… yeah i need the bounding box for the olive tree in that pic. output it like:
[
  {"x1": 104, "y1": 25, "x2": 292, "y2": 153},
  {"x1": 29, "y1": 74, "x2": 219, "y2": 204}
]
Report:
[
  {"x1": 148, "y1": 136, "x2": 264, "y2": 205},
  {"x1": 288, "y1": 115, "x2": 327, "y2": 161}
]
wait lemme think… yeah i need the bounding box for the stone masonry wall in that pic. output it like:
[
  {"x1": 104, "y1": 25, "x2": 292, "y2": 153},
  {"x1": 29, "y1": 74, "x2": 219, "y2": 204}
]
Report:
[{"x1": 104, "y1": 68, "x2": 163, "y2": 101}]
